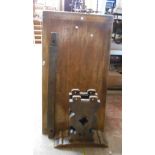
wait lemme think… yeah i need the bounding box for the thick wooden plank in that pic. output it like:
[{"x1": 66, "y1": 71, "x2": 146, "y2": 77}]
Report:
[
  {"x1": 47, "y1": 33, "x2": 58, "y2": 138},
  {"x1": 42, "y1": 11, "x2": 113, "y2": 134}
]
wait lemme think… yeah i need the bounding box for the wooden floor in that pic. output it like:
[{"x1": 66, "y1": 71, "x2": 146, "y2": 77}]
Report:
[{"x1": 33, "y1": 45, "x2": 122, "y2": 155}]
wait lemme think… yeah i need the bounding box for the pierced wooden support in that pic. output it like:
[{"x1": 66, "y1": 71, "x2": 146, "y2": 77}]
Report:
[
  {"x1": 54, "y1": 89, "x2": 108, "y2": 148},
  {"x1": 69, "y1": 89, "x2": 100, "y2": 142}
]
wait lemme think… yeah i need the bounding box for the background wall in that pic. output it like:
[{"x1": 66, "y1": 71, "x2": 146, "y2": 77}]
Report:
[
  {"x1": 85, "y1": 0, "x2": 106, "y2": 14},
  {"x1": 35, "y1": 0, "x2": 121, "y2": 13}
]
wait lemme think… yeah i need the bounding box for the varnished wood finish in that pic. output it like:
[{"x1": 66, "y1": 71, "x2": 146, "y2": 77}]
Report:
[{"x1": 42, "y1": 11, "x2": 113, "y2": 134}]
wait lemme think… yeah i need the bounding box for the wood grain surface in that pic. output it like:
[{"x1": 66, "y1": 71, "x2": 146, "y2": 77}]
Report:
[
  {"x1": 42, "y1": 11, "x2": 113, "y2": 134},
  {"x1": 107, "y1": 71, "x2": 122, "y2": 90}
]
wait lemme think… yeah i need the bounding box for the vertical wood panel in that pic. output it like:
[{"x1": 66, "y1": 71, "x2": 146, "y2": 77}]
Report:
[{"x1": 42, "y1": 11, "x2": 113, "y2": 134}]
